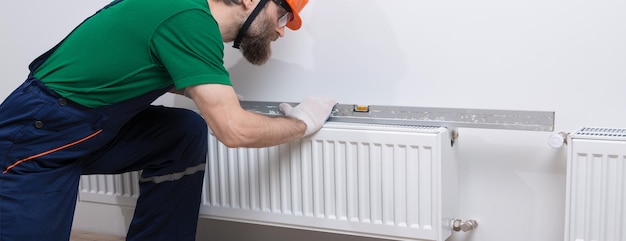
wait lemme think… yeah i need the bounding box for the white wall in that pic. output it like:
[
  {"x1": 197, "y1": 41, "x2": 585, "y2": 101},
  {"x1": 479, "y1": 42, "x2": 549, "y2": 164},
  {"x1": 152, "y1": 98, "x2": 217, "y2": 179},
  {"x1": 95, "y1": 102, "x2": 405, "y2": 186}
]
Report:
[{"x1": 2, "y1": 1, "x2": 625, "y2": 241}]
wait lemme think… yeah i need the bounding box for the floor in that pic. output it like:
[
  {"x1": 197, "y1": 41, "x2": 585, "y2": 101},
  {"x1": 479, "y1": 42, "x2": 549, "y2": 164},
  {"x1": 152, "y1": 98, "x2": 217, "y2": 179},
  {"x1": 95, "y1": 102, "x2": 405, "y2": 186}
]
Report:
[{"x1": 70, "y1": 231, "x2": 124, "y2": 241}]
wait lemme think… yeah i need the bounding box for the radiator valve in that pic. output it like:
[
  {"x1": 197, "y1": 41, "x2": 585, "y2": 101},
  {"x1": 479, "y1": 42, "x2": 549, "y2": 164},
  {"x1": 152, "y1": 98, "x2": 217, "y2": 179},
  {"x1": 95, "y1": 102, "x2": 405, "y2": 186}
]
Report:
[
  {"x1": 548, "y1": 132, "x2": 569, "y2": 149},
  {"x1": 452, "y1": 219, "x2": 478, "y2": 232}
]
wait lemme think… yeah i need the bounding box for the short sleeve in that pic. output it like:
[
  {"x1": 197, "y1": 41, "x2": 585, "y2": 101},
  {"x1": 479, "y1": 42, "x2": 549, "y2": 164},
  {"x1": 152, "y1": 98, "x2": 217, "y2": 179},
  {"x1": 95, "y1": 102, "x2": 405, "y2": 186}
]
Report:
[{"x1": 151, "y1": 9, "x2": 231, "y2": 89}]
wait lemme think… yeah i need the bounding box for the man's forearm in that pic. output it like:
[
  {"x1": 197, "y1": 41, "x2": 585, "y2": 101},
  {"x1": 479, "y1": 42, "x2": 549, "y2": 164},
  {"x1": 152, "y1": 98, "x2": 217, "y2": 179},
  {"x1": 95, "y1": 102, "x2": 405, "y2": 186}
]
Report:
[
  {"x1": 187, "y1": 84, "x2": 307, "y2": 148},
  {"x1": 229, "y1": 112, "x2": 307, "y2": 148}
]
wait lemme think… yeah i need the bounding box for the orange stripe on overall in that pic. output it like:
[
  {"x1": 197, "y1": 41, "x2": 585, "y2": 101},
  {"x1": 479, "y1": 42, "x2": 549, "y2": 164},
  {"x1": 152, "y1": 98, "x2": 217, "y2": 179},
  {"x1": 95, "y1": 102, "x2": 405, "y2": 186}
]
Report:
[{"x1": 3, "y1": 129, "x2": 103, "y2": 174}]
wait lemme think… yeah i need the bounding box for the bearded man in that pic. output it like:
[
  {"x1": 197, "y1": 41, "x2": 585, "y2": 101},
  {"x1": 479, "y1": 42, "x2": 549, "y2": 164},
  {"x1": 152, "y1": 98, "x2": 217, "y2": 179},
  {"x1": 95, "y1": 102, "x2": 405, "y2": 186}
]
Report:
[{"x1": 0, "y1": 0, "x2": 336, "y2": 240}]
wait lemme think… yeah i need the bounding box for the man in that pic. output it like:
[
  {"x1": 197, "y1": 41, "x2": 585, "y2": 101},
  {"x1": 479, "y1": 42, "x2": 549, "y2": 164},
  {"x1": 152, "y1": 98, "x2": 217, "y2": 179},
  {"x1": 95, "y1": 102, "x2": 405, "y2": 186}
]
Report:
[{"x1": 0, "y1": 0, "x2": 336, "y2": 240}]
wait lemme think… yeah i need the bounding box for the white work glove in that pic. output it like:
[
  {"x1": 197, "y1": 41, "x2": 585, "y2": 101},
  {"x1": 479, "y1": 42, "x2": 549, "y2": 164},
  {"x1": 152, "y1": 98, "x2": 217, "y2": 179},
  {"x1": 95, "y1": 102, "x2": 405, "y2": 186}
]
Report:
[{"x1": 279, "y1": 96, "x2": 338, "y2": 137}]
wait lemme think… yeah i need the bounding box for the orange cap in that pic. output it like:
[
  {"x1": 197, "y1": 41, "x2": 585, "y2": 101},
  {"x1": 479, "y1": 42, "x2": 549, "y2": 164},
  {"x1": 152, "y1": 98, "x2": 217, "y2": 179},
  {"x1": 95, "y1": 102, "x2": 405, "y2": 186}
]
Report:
[{"x1": 284, "y1": 0, "x2": 308, "y2": 30}]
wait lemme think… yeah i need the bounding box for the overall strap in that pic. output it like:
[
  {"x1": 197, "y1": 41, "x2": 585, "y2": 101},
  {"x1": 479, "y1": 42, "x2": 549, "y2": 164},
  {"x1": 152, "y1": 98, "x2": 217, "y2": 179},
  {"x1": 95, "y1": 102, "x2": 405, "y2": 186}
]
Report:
[{"x1": 28, "y1": 0, "x2": 125, "y2": 72}]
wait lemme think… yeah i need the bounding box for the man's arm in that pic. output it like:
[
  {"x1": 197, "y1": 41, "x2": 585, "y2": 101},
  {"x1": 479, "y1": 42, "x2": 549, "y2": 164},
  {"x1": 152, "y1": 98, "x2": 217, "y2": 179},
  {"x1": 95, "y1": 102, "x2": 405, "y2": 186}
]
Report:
[{"x1": 187, "y1": 84, "x2": 313, "y2": 148}]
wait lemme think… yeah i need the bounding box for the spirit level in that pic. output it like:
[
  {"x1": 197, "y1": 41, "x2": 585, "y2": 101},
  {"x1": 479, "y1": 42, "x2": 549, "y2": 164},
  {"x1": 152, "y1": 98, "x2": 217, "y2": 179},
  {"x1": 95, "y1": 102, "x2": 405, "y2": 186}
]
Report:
[{"x1": 240, "y1": 101, "x2": 555, "y2": 132}]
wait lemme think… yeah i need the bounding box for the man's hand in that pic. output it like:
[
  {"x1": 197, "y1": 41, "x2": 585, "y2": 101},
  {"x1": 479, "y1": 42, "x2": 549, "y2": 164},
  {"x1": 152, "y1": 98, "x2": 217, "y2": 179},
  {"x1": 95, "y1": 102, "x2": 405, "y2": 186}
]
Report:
[{"x1": 279, "y1": 96, "x2": 337, "y2": 137}]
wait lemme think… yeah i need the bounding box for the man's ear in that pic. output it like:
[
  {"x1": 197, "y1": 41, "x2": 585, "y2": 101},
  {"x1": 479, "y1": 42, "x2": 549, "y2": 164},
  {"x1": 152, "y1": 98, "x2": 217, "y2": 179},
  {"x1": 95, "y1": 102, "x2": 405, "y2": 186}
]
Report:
[{"x1": 242, "y1": 0, "x2": 257, "y2": 10}]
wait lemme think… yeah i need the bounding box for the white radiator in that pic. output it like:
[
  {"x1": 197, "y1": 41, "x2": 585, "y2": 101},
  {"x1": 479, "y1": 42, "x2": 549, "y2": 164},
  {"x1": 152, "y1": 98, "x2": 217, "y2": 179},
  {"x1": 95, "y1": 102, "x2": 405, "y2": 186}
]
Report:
[
  {"x1": 201, "y1": 122, "x2": 459, "y2": 241},
  {"x1": 78, "y1": 122, "x2": 459, "y2": 241},
  {"x1": 564, "y1": 127, "x2": 626, "y2": 241}
]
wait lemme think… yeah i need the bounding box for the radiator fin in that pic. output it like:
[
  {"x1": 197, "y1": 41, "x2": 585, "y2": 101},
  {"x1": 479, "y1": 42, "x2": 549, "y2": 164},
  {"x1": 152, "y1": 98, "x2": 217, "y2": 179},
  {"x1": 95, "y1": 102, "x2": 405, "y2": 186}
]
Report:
[{"x1": 205, "y1": 138, "x2": 436, "y2": 227}]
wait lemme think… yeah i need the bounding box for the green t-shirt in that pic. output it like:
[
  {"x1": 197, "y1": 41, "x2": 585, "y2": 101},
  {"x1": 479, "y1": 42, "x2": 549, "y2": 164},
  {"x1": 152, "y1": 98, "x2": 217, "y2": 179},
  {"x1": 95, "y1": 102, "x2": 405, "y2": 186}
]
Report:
[{"x1": 34, "y1": 0, "x2": 231, "y2": 108}]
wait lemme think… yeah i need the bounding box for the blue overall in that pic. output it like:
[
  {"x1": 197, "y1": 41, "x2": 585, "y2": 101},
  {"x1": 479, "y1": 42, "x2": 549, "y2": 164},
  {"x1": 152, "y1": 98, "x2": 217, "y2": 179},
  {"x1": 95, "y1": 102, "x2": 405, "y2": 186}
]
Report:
[{"x1": 0, "y1": 1, "x2": 208, "y2": 240}]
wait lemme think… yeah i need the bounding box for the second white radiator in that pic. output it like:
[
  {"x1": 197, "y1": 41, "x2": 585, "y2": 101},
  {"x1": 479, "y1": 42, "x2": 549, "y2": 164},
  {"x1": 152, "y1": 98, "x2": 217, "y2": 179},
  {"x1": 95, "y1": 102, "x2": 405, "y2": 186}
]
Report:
[{"x1": 565, "y1": 127, "x2": 626, "y2": 241}]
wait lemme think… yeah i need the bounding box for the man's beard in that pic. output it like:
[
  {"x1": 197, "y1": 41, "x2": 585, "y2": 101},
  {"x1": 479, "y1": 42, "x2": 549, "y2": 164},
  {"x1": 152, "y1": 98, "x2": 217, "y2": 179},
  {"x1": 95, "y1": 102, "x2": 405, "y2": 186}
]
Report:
[{"x1": 238, "y1": 18, "x2": 275, "y2": 65}]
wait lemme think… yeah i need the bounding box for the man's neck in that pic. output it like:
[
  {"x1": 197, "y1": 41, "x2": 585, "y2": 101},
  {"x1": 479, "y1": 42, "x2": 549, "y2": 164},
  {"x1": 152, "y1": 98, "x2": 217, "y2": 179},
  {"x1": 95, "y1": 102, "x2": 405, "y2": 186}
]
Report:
[{"x1": 208, "y1": 0, "x2": 248, "y2": 43}]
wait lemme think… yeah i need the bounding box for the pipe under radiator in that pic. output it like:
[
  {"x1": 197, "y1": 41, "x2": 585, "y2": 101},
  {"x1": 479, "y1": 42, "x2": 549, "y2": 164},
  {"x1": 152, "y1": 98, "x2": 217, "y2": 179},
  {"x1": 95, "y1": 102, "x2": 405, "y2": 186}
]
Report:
[{"x1": 452, "y1": 219, "x2": 479, "y2": 232}]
